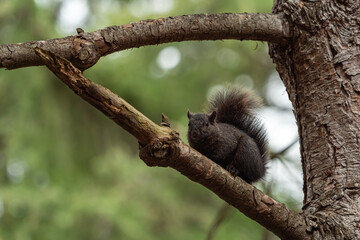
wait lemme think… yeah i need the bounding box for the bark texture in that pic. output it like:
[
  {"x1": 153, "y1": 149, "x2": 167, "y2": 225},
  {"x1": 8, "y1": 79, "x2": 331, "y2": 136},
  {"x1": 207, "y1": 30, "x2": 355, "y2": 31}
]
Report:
[
  {"x1": 1, "y1": 13, "x2": 289, "y2": 70},
  {"x1": 35, "y1": 48, "x2": 310, "y2": 240},
  {"x1": 269, "y1": 0, "x2": 360, "y2": 239}
]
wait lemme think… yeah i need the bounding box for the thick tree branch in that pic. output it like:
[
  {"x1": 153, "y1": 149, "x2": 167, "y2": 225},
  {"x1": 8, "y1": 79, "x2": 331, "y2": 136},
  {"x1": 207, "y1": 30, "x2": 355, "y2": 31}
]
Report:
[
  {"x1": 3, "y1": 13, "x2": 289, "y2": 70},
  {"x1": 34, "y1": 48, "x2": 309, "y2": 240}
]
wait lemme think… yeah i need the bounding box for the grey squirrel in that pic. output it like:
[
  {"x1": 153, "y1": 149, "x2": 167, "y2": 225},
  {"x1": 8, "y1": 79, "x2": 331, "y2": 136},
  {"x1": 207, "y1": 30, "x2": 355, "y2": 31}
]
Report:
[{"x1": 187, "y1": 88, "x2": 268, "y2": 183}]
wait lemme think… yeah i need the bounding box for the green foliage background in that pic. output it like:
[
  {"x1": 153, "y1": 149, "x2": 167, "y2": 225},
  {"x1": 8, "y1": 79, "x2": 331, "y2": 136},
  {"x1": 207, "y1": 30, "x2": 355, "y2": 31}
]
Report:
[{"x1": 0, "y1": 0, "x2": 297, "y2": 239}]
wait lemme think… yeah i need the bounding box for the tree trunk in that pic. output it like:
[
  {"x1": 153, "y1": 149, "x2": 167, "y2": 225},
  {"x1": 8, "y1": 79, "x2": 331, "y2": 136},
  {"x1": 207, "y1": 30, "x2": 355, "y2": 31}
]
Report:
[{"x1": 270, "y1": 1, "x2": 360, "y2": 239}]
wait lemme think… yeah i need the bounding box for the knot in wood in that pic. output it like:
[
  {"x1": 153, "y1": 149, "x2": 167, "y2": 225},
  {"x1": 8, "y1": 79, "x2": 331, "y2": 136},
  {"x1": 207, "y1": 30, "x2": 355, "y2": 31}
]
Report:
[
  {"x1": 139, "y1": 139, "x2": 173, "y2": 167},
  {"x1": 306, "y1": 216, "x2": 319, "y2": 232},
  {"x1": 72, "y1": 35, "x2": 101, "y2": 70},
  {"x1": 152, "y1": 141, "x2": 171, "y2": 159},
  {"x1": 79, "y1": 49, "x2": 90, "y2": 61}
]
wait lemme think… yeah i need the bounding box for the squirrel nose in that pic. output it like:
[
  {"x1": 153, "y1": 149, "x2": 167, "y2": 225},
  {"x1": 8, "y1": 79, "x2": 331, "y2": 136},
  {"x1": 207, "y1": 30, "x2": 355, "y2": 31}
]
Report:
[{"x1": 191, "y1": 130, "x2": 200, "y2": 138}]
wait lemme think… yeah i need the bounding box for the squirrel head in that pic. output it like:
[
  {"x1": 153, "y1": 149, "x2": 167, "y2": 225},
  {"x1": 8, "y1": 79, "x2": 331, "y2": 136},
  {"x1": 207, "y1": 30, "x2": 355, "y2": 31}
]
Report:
[{"x1": 187, "y1": 110, "x2": 218, "y2": 141}]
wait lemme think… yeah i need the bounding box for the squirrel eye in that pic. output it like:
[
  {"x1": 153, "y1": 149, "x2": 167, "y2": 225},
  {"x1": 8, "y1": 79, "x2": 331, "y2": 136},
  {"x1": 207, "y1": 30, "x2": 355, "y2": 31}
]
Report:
[{"x1": 205, "y1": 122, "x2": 209, "y2": 126}]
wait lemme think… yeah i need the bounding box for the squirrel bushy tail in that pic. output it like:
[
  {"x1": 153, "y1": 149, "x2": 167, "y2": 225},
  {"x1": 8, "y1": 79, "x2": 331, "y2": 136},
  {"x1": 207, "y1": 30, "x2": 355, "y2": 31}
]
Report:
[{"x1": 208, "y1": 88, "x2": 268, "y2": 163}]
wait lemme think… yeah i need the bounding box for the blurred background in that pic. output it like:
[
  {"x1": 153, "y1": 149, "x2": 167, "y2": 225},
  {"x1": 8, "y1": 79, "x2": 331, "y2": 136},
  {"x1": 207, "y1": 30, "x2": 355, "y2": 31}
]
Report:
[{"x1": 0, "y1": 0, "x2": 302, "y2": 239}]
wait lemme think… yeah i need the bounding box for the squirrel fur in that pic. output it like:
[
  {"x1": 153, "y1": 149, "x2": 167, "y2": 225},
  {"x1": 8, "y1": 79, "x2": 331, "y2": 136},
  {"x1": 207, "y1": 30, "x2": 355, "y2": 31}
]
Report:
[{"x1": 187, "y1": 88, "x2": 268, "y2": 183}]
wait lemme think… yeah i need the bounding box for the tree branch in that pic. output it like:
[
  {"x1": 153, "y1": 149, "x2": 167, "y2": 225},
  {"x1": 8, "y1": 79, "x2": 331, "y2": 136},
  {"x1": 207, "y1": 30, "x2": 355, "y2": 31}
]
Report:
[
  {"x1": 34, "y1": 48, "x2": 309, "y2": 240},
  {"x1": 3, "y1": 13, "x2": 290, "y2": 70}
]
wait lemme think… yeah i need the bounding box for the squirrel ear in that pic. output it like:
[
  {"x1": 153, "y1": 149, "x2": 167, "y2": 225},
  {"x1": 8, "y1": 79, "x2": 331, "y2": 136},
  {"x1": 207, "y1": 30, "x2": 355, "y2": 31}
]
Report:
[
  {"x1": 187, "y1": 109, "x2": 193, "y2": 119},
  {"x1": 209, "y1": 111, "x2": 216, "y2": 124}
]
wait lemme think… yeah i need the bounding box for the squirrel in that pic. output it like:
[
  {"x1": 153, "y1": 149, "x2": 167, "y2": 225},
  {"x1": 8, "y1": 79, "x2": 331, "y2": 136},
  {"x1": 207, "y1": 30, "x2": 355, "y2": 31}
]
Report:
[{"x1": 187, "y1": 87, "x2": 268, "y2": 183}]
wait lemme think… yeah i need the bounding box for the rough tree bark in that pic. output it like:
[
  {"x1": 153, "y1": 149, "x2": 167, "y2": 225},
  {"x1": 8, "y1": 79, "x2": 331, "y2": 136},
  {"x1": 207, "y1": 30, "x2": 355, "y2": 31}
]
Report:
[
  {"x1": 1, "y1": 1, "x2": 359, "y2": 239},
  {"x1": 270, "y1": 1, "x2": 360, "y2": 239}
]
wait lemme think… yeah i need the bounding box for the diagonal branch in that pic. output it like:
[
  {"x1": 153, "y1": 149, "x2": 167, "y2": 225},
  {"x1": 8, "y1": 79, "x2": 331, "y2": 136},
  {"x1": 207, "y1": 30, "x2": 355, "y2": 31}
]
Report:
[
  {"x1": 34, "y1": 48, "x2": 309, "y2": 240},
  {"x1": 2, "y1": 13, "x2": 290, "y2": 70}
]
